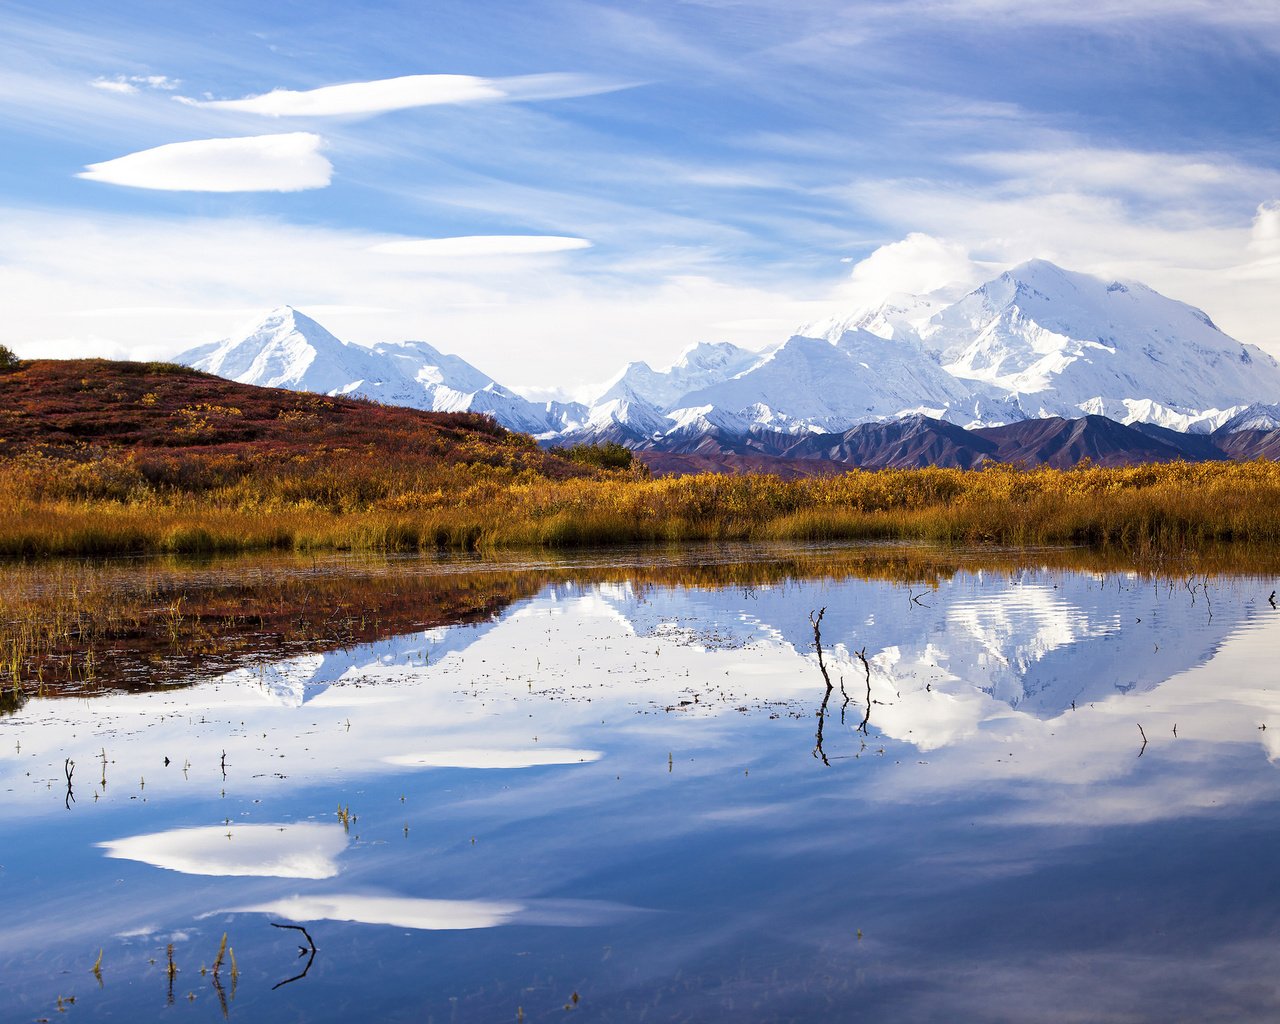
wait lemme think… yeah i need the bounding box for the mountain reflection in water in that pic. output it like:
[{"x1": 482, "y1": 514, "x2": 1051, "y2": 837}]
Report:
[{"x1": 0, "y1": 544, "x2": 1277, "y2": 1023}]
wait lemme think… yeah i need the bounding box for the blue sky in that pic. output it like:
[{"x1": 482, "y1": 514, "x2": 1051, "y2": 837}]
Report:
[{"x1": 1, "y1": 0, "x2": 1277, "y2": 395}]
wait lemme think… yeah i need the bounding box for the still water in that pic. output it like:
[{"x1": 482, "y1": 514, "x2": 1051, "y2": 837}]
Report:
[{"x1": 2, "y1": 545, "x2": 1279, "y2": 1022}]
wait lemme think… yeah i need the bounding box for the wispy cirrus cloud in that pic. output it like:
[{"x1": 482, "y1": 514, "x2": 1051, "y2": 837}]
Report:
[
  {"x1": 370, "y1": 234, "x2": 591, "y2": 256},
  {"x1": 177, "y1": 72, "x2": 633, "y2": 118},
  {"x1": 958, "y1": 145, "x2": 1280, "y2": 204},
  {"x1": 90, "y1": 73, "x2": 180, "y2": 95},
  {"x1": 78, "y1": 132, "x2": 331, "y2": 191}
]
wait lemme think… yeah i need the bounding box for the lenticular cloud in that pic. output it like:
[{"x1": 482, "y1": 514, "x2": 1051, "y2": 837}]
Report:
[
  {"x1": 179, "y1": 72, "x2": 626, "y2": 118},
  {"x1": 78, "y1": 133, "x2": 332, "y2": 192}
]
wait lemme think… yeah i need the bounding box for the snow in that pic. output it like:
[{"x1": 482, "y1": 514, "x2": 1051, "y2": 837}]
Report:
[
  {"x1": 175, "y1": 261, "x2": 1280, "y2": 445},
  {"x1": 175, "y1": 305, "x2": 583, "y2": 434}
]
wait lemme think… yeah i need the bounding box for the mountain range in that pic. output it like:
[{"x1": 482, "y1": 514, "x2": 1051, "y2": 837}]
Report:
[{"x1": 175, "y1": 259, "x2": 1280, "y2": 469}]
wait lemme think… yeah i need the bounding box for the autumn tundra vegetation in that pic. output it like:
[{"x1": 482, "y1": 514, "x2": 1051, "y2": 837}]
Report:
[{"x1": 4, "y1": 357, "x2": 1280, "y2": 558}]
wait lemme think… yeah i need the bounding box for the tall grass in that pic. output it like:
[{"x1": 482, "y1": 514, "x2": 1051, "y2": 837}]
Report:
[{"x1": 5, "y1": 450, "x2": 1280, "y2": 558}]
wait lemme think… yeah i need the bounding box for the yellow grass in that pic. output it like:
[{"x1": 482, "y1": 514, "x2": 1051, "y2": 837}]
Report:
[{"x1": 5, "y1": 454, "x2": 1280, "y2": 558}]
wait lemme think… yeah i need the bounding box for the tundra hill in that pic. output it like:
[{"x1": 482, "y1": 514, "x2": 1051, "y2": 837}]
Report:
[{"x1": 0, "y1": 358, "x2": 591, "y2": 483}]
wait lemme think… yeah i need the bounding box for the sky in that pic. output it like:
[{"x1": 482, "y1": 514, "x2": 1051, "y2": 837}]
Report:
[{"x1": 1, "y1": 0, "x2": 1277, "y2": 399}]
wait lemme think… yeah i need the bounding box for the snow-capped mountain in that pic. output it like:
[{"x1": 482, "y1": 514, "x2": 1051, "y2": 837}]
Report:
[
  {"x1": 595, "y1": 341, "x2": 763, "y2": 410},
  {"x1": 176, "y1": 307, "x2": 587, "y2": 436},
  {"x1": 561, "y1": 259, "x2": 1280, "y2": 443},
  {"x1": 917, "y1": 259, "x2": 1277, "y2": 429},
  {"x1": 670, "y1": 329, "x2": 1019, "y2": 433},
  {"x1": 174, "y1": 261, "x2": 1280, "y2": 452}
]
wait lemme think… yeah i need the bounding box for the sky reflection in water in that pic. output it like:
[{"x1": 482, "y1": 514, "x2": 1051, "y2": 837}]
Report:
[{"x1": 1, "y1": 553, "x2": 1278, "y2": 1022}]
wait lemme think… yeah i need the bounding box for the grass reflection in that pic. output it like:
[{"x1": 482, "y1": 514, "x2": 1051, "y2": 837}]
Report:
[{"x1": 3, "y1": 541, "x2": 1280, "y2": 708}]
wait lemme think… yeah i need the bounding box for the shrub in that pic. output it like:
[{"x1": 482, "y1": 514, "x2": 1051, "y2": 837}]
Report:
[{"x1": 552, "y1": 441, "x2": 634, "y2": 470}]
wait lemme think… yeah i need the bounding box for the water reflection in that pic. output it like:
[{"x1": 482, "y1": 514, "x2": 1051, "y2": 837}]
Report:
[
  {"x1": 235, "y1": 894, "x2": 524, "y2": 930},
  {"x1": 100, "y1": 823, "x2": 348, "y2": 879},
  {"x1": 1, "y1": 546, "x2": 1278, "y2": 1022},
  {"x1": 385, "y1": 748, "x2": 602, "y2": 769}
]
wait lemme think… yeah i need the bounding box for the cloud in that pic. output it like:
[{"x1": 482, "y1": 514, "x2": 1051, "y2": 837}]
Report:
[
  {"x1": 839, "y1": 233, "x2": 987, "y2": 305},
  {"x1": 960, "y1": 146, "x2": 1280, "y2": 204},
  {"x1": 91, "y1": 73, "x2": 179, "y2": 92},
  {"x1": 78, "y1": 133, "x2": 331, "y2": 192},
  {"x1": 849, "y1": 0, "x2": 1280, "y2": 37},
  {"x1": 384, "y1": 747, "x2": 602, "y2": 768},
  {"x1": 90, "y1": 74, "x2": 181, "y2": 96},
  {"x1": 1249, "y1": 200, "x2": 1280, "y2": 255},
  {"x1": 178, "y1": 72, "x2": 630, "y2": 118},
  {"x1": 370, "y1": 235, "x2": 592, "y2": 257},
  {"x1": 90, "y1": 78, "x2": 138, "y2": 95},
  {"x1": 226, "y1": 894, "x2": 524, "y2": 930},
  {"x1": 99, "y1": 823, "x2": 348, "y2": 878}
]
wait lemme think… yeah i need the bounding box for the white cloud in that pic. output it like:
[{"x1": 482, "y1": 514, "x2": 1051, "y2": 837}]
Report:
[
  {"x1": 178, "y1": 72, "x2": 630, "y2": 118},
  {"x1": 136, "y1": 74, "x2": 179, "y2": 90},
  {"x1": 837, "y1": 232, "x2": 987, "y2": 307},
  {"x1": 385, "y1": 747, "x2": 602, "y2": 768},
  {"x1": 90, "y1": 78, "x2": 138, "y2": 95},
  {"x1": 370, "y1": 235, "x2": 592, "y2": 257},
  {"x1": 226, "y1": 894, "x2": 523, "y2": 931},
  {"x1": 960, "y1": 146, "x2": 1280, "y2": 203},
  {"x1": 90, "y1": 74, "x2": 180, "y2": 95},
  {"x1": 99, "y1": 823, "x2": 348, "y2": 878},
  {"x1": 1248, "y1": 200, "x2": 1280, "y2": 255},
  {"x1": 78, "y1": 132, "x2": 331, "y2": 192}
]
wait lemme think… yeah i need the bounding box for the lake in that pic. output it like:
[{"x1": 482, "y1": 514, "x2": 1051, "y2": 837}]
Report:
[{"x1": 2, "y1": 543, "x2": 1278, "y2": 1022}]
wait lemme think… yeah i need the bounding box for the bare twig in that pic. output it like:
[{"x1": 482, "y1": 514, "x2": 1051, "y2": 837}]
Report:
[
  {"x1": 813, "y1": 689, "x2": 831, "y2": 766},
  {"x1": 809, "y1": 608, "x2": 832, "y2": 693},
  {"x1": 856, "y1": 647, "x2": 872, "y2": 735},
  {"x1": 1137, "y1": 723, "x2": 1148, "y2": 757},
  {"x1": 810, "y1": 608, "x2": 833, "y2": 765},
  {"x1": 270, "y1": 922, "x2": 317, "y2": 990}
]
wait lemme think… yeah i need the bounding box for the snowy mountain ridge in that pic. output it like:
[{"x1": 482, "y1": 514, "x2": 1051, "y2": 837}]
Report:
[
  {"x1": 175, "y1": 260, "x2": 1280, "y2": 444},
  {"x1": 176, "y1": 306, "x2": 589, "y2": 436}
]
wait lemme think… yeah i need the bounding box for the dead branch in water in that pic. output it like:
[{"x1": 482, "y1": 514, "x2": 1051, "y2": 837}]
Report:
[
  {"x1": 809, "y1": 608, "x2": 832, "y2": 693},
  {"x1": 1137, "y1": 723, "x2": 1148, "y2": 757},
  {"x1": 855, "y1": 648, "x2": 872, "y2": 735},
  {"x1": 810, "y1": 608, "x2": 832, "y2": 765},
  {"x1": 270, "y1": 922, "x2": 317, "y2": 990}
]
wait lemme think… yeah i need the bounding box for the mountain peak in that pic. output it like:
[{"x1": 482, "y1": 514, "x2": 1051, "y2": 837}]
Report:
[
  {"x1": 174, "y1": 307, "x2": 577, "y2": 435},
  {"x1": 251, "y1": 305, "x2": 329, "y2": 336}
]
